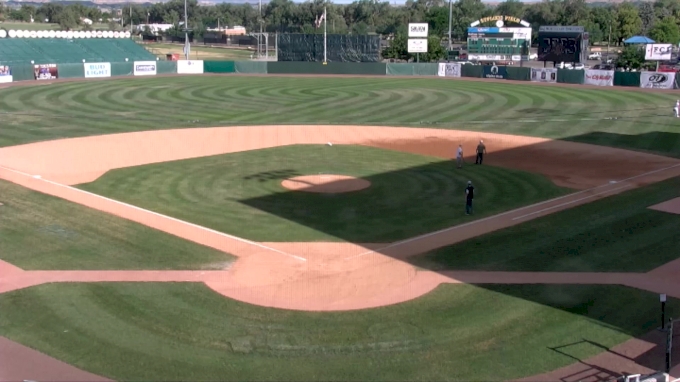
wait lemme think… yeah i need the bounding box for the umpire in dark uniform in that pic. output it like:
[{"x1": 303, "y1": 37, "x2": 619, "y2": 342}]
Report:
[
  {"x1": 475, "y1": 140, "x2": 486, "y2": 165},
  {"x1": 465, "y1": 181, "x2": 475, "y2": 215}
]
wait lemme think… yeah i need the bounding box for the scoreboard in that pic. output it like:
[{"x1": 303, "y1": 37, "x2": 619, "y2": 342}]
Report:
[
  {"x1": 537, "y1": 26, "x2": 589, "y2": 63},
  {"x1": 466, "y1": 27, "x2": 531, "y2": 62}
]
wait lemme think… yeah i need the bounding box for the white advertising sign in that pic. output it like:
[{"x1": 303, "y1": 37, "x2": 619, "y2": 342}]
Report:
[
  {"x1": 407, "y1": 38, "x2": 428, "y2": 53},
  {"x1": 499, "y1": 27, "x2": 532, "y2": 40},
  {"x1": 177, "y1": 60, "x2": 204, "y2": 74},
  {"x1": 437, "y1": 63, "x2": 461, "y2": 77},
  {"x1": 134, "y1": 61, "x2": 157, "y2": 76},
  {"x1": 640, "y1": 71, "x2": 676, "y2": 89},
  {"x1": 84, "y1": 62, "x2": 111, "y2": 78},
  {"x1": 468, "y1": 54, "x2": 520, "y2": 61},
  {"x1": 584, "y1": 69, "x2": 614, "y2": 86},
  {"x1": 530, "y1": 68, "x2": 557, "y2": 83},
  {"x1": 408, "y1": 23, "x2": 428, "y2": 38},
  {"x1": 645, "y1": 44, "x2": 673, "y2": 61}
]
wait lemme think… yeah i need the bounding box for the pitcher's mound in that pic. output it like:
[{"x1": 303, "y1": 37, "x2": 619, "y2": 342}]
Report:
[{"x1": 281, "y1": 175, "x2": 370, "y2": 193}]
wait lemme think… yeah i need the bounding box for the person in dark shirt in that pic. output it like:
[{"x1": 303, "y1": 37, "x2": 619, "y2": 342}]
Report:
[
  {"x1": 475, "y1": 140, "x2": 486, "y2": 165},
  {"x1": 465, "y1": 181, "x2": 475, "y2": 215}
]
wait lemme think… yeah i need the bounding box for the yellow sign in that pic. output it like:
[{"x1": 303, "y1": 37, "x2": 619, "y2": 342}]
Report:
[{"x1": 470, "y1": 15, "x2": 529, "y2": 27}]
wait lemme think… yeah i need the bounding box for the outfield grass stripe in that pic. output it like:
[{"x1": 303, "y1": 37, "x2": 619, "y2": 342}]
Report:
[{"x1": 0, "y1": 77, "x2": 678, "y2": 157}]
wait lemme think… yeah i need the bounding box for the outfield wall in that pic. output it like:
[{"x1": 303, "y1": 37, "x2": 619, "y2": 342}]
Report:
[{"x1": 0, "y1": 60, "x2": 677, "y2": 90}]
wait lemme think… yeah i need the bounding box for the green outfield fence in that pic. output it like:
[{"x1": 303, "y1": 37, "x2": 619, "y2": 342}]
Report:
[{"x1": 1, "y1": 60, "x2": 676, "y2": 90}]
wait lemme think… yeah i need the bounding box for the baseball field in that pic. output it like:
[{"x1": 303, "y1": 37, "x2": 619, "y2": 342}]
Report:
[{"x1": 1, "y1": 75, "x2": 680, "y2": 381}]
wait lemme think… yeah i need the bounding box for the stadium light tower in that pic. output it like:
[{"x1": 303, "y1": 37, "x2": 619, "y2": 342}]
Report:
[
  {"x1": 183, "y1": 0, "x2": 191, "y2": 60},
  {"x1": 448, "y1": 0, "x2": 452, "y2": 50}
]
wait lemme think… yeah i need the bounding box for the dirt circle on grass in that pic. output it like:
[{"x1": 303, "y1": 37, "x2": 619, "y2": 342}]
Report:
[{"x1": 281, "y1": 175, "x2": 371, "y2": 193}]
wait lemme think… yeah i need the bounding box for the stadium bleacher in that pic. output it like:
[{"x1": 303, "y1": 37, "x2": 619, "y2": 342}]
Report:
[{"x1": 0, "y1": 38, "x2": 156, "y2": 65}]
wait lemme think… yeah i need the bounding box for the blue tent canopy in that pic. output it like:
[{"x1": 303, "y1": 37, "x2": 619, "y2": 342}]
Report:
[{"x1": 624, "y1": 36, "x2": 655, "y2": 44}]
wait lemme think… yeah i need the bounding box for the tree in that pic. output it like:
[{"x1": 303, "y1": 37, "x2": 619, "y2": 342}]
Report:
[
  {"x1": 381, "y1": 32, "x2": 408, "y2": 60},
  {"x1": 495, "y1": 0, "x2": 524, "y2": 18},
  {"x1": 649, "y1": 16, "x2": 680, "y2": 44},
  {"x1": 638, "y1": 2, "x2": 655, "y2": 34},
  {"x1": 57, "y1": 8, "x2": 79, "y2": 30},
  {"x1": 616, "y1": 45, "x2": 645, "y2": 69},
  {"x1": 421, "y1": 35, "x2": 446, "y2": 61},
  {"x1": 616, "y1": 4, "x2": 642, "y2": 44}
]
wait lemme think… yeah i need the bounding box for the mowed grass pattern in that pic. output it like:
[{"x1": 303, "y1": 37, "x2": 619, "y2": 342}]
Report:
[
  {"x1": 77, "y1": 145, "x2": 569, "y2": 242},
  {"x1": 0, "y1": 283, "x2": 677, "y2": 381},
  {"x1": 0, "y1": 179, "x2": 233, "y2": 270},
  {"x1": 410, "y1": 177, "x2": 680, "y2": 273},
  {"x1": 0, "y1": 76, "x2": 679, "y2": 157}
]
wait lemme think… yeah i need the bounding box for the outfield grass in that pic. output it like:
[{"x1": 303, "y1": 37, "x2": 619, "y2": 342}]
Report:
[
  {"x1": 0, "y1": 76, "x2": 678, "y2": 157},
  {"x1": 0, "y1": 282, "x2": 676, "y2": 381},
  {"x1": 0, "y1": 179, "x2": 233, "y2": 270},
  {"x1": 77, "y1": 145, "x2": 569, "y2": 242},
  {"x1": 410, "y1": 177, "x2": 680, "y2": 273},
  {"x1": 142, "y1": 42, "x2": 254, "y2": 61}
]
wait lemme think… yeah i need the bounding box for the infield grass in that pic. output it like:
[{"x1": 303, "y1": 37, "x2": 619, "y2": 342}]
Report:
[
  {"x1": 410, "y1": 176, "x2": 680, "y2": 273},
  {"x1": 77, "y1": 144, "x2": 569, "y2": 242},
  {"x1": 0, "y1": 76, "x2": 678, "y2": 157},
  {"x1": 0, "y1": 179, "x2": 234, "y2": 270},
  {"x1": 0, "y1": 282, "x2": 676, "y2": 381}
]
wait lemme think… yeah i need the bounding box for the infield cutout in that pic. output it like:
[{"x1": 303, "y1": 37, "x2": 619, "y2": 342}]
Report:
[{"x1": 281, "y1": 175, "x2": 370, "y2": 193}]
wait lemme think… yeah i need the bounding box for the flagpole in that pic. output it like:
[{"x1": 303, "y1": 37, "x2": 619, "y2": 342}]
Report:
[{"x1": 323, "y1": 6, "x2": 327, "y2": 64}]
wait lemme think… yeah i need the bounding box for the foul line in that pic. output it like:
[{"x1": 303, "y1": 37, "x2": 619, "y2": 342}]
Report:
[
  {"x1": 0, "y1": 166, "x2": 307, "y2": 262},
  {"x1": 511, "y1": 184, "x2": 633, "y2": 221},
  {"x1": 345, "y1": 162, "x2": 680, "y2": 260}
]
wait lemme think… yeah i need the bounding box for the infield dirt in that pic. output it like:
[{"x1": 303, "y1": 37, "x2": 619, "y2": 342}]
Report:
[{"x1": 1, "y1": 125, "x2": 680, "y2": 380}]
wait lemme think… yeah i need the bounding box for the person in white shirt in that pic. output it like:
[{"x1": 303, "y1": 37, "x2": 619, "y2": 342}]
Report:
[
  {"x1": 456, "y1": 144, "x2": 463, "y2": 169},
  {"x1": 674, "y1": 100, "x2": 679, "y2": 118}
]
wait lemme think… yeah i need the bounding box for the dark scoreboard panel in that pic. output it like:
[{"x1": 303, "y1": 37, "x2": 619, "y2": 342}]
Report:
[{"x1": 537, "y1": 31, "x2": 586, "y2": 63}]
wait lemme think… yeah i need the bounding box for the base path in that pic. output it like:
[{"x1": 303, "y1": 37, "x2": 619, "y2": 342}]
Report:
[
  {"x1": 0, "y1": 336, "x2": 112, "y2": 382},
  {"x1": 649, "y1": 197, "x2": 680, "y2": 215}
]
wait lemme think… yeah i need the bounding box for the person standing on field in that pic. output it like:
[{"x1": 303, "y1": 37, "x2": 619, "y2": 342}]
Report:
[
  {"x1": 465, "y1": 181, "x2": 475, "y2": 215},
  {"x1": 456, "y1": 144, "x2": 464, "y2": 168},
  {"x1": 674, "y1": 100, "x2": 679, "y2": 118},
  {"x1": 475, "y1": 140, "x2": 486, "y2": 165}
]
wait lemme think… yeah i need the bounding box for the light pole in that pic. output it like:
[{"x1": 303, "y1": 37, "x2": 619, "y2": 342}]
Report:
[
  {"x1": 183, "y1": 0, "x2": 190, "y2": 60},
  {"x1": 448, "y1": 0, "x2": 452, "y2": 51}
]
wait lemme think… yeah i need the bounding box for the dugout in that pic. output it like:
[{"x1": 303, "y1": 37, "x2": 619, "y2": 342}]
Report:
[{"x1": 277, "y1": 34, "x2": 380, "y2": 62}]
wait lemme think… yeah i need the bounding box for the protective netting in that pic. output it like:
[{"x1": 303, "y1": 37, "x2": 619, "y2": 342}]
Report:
[{"x1": 277, "y1": 34, "x2": 380, "y2": 62}]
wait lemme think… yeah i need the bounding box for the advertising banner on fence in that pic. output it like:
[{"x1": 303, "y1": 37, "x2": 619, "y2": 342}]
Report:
[
  {"x1": 0, "y1": 65, "x2": 12, "y2": 83},
  {"x1": 640, "y1": 71, "x2": 676, "y2": 89},
  {"x1": 84, "y1": 62, "x2": 111, "y2": 78},
  {"x1": 34, "y1": 64, "x2": 58, "y2": 80},
  {"x1": 584, "y1": 69, "x2": 614, "y2": 86},
  {"x1": 530, "y1": 68, "x2": 557, "y2": 83},
  {"x1": 645, "y1": 44, "x2": 673, "y2": 61},
  {"x1": 177, "y1": 60, "x2": 204, "y2": 74},
  {"x1": 483, "y1": 64, "x2": 506, "y2": 79},
  {"x1": 437, "y1": 63, "x2": 461, "y2": 77},
  {"x1": 134, "y1": 61, "x2": 157, "y2": 76}
]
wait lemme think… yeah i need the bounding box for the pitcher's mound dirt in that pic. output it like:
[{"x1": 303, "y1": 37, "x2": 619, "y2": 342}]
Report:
[{"x1": 281, "y1": 175, "x2": 370, "y2": 193}]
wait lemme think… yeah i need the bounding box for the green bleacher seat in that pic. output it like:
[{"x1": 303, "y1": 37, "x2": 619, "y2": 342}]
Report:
[{"x1": 0, "y1": 38, "x2": 156, "y2": 65}]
